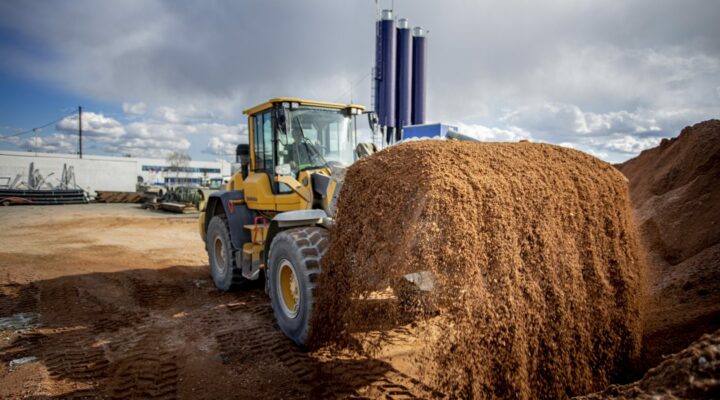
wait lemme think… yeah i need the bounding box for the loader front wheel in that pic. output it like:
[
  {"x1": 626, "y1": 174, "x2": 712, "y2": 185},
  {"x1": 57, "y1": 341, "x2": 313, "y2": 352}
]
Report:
[
  {"x1": 268, "y1": 227, "x2": 328, "y2": 347},
  {"x1": 207, "y1": 215, "x2": 246, "y2": 291}
]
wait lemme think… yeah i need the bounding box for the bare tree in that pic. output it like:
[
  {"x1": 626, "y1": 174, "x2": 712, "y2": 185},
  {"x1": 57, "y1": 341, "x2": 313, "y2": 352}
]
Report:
[{"x1": 166, "y1": 151, "x2": 191, "y2": 185}]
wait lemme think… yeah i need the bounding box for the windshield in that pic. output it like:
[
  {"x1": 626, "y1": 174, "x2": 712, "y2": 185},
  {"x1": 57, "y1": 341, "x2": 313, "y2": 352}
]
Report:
[
  {"x1": 278, "y1": 107, "x2": 356, "y2": 174},
  {"x1": 208, "y1": 179, "x2": 223, "y2": 190}
]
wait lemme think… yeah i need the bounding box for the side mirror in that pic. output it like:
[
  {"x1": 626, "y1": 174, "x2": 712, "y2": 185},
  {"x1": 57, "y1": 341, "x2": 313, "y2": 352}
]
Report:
[
  {"x1": 236, "y1": 144, "x2": 250, "y2": 163},
  {"x1": 236, "y1": 144, "x2": 250, "y2": 179},
  {"x1": 367, "y1": 112, "x2": 379, "y2": 133}
]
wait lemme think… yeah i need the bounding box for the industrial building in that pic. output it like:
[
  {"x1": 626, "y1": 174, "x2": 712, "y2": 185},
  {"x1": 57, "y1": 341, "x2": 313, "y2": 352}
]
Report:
[{"x1": 0, "y1": 150, "x2": 231, "y2": 194}]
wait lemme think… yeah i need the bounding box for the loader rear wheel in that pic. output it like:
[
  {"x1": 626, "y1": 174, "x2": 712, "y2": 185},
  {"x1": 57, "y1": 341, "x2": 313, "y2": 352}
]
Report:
[
  {"x1": 268, "y1": 227, "x2": 328, "y2": 347},
  {"x1": 207, "y1": 215, "x2": 246, "y2": 291}
]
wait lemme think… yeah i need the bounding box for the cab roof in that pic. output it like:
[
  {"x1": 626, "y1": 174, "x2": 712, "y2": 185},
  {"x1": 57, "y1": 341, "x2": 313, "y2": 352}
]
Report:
[{"x1": 242, "y1": 97, "x2": 366, "y2": 115}]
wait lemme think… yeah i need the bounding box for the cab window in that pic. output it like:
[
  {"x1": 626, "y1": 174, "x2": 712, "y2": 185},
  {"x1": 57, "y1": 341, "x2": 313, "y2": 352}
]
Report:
[
  {"x1": 253, "y1": 115, "x2": 264, "y2": 171},
  {"x1": 253, "y1": 110, "x2": 274, "y2": 176},
  {"x1": 262, "y1": 112, "x2": 273, "y2": 176}
]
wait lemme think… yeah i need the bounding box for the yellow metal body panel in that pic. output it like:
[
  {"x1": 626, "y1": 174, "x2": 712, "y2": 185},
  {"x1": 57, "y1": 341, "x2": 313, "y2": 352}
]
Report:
[
  {"x1": 243, "y1": 224, "x2": 268, "y2": 244},
  {"x1": 242, "y1": 173, "x2": 276, "y2": 210},
  {"x1": 198, "y1": 209, "x2": 207, "y2": 238},
  {"x1": 275, "y1": 175, "x2": 312, "y2": 203},
  {"x1": 236, "y1": 172, "x2": 317, "y2": 212},
  {"x1": 320, "y1": 178, "x2": 338, "y2": 214},
  {"x1": 227, "y1": 170, "x2": 243, "y2": 192},
  {"x1": 241, "y1": 242, "x2": 266, "y2": 271},
  {"x1": 240, "y1": 171, "x2": 312, "y2": 211}
]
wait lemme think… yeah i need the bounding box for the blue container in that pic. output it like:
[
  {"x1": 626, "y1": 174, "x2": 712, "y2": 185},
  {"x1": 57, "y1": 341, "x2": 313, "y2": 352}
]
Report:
[
  {"x1": 395, "y1": 18, "x2": 412, "y2": 133},
  {"x1": 411, "y1": 27, "x2": 427, "y2": 125},
  {"x1": 402, "y1": 123, "x2": 459, "y2": 140},
  {"x1": 374, "y1": 10, "x2": 396, "y2": 128}
]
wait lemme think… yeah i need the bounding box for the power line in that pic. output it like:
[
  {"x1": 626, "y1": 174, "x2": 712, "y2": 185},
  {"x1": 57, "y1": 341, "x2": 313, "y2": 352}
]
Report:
[
  {"x1": 0, "y1": 111, "x2": 78, "y2": 139},
  {"x1": 333, "y1": 70, "x2": 373, "y2": 104}
]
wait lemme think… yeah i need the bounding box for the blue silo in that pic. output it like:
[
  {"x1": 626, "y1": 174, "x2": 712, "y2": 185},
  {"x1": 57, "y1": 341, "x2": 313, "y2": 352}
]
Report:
[
  {"x1": 411, "y1": 26, "x2": 427, "y2": 125},
  {"x1": 374, "y1": 9, "x2": 396, "y2": 143},
  {"x1": 395, "y1": 18, "x2": 412, "y2": 141}
]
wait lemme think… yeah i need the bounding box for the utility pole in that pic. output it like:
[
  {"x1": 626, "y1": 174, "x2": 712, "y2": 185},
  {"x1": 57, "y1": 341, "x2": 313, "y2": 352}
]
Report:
[{"x1": 78, "y1": 106, "x2": 82, "y2": 159}]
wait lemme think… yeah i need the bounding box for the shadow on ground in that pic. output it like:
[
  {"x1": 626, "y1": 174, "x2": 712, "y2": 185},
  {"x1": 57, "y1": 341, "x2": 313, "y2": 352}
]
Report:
[{"x1": 1, "y1": 265, "x2": 431, "y2": 399}]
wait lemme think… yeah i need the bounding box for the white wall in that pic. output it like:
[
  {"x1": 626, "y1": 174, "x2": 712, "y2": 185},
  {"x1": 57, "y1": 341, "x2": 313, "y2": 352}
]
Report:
[
  {"x1": 0, "y1": 151, "x2": 231, "y2": 193},
  {"x1": 0, "y1": 151, "x2": 137, "y2": 193},
  {"x1": 133, "y1": 157, "x2": 229, "y2": 186}
]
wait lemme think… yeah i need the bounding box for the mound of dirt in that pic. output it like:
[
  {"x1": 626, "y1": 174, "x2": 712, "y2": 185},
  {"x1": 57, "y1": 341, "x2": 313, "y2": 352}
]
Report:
[
  {"x1": 578, "y1": 329, "x2": 720, "y2": 399},
  {"x1": 312, "y1": 140, "x2": 646, "y2": 398},
  {"x1": 618, "y1": 119, "x2": 720, "y2": 265},
  {"x1": 617, "y1": 120, "x2": 720, "y2": 368}
]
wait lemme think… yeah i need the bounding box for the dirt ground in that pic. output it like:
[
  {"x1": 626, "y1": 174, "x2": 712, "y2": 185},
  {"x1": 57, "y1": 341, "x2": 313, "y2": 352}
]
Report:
[{"x1": 0, "y1": 204, "x2": 434, "y2": 399}]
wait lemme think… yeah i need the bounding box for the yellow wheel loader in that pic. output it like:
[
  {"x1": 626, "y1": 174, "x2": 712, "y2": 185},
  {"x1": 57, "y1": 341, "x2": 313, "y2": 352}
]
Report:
[{"x1": 199, "y1": 98, "x2": 379, "y2": 347}]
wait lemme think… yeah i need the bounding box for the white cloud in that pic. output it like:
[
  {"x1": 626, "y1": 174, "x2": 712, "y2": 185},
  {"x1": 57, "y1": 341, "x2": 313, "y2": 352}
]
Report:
[
  {"x1": 21, "y1": 134, "x2": 77, "y2": 154},
  {"x1": 455, "y1": 122, "x2": 531, "y2": 142},
  {"x1": 41, "y1": 111, "x2": 246, "y2": 158},
  {"x1": 458, "y1": 102, "x2": 674, "y2": 162},
  {"x1": 590, "y1": 135, "x2": 662, "y2": 155},
  {"x1": 584, "y1": 148, "x2": 610, "y2": 160},
  {"x1": 203, "y1": 126, "x2": 249, "y2": 156},
  {"x1": 56, "y1": 112, "x2": 125, "y2": 141},
  {"x1": 156, "y1": 106, "x2": 181, "y2": 124},
  {"x1": 104, "y1": 136, "x2": 191, "y2": 158},
  {"x1": 498, "y1": 103, "x2": 664, "y2": 139},
  {"x1": 122, "y1": 101, "x2": 147, "y2": 115}
]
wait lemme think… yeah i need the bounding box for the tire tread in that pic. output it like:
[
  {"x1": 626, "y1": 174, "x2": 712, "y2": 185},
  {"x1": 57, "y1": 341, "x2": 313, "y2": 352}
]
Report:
[
  {"x1": 267, "y1": 226, "x2": 329, "y2": 347},
  {"x1": 207, "y1": 215, "x2": 247, "y2": 291}
]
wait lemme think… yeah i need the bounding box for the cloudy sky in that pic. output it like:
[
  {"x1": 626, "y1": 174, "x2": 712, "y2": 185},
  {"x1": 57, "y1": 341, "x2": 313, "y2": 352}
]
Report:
[{"x1": 0, "y1": 0, "x2": 718, "y2": 162}]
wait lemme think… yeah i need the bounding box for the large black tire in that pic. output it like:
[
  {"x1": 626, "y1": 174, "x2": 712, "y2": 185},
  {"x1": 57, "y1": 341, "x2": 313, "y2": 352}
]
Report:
[
  {"x1": 206, "y1": 215, "x2": 247, "y2": 291},
  {"x1": 267, "y1": 227, "x2": 328, "y2": 347}
]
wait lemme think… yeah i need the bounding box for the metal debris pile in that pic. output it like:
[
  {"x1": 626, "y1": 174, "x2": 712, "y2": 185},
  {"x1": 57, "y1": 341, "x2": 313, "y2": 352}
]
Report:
[
  {"x1": 140, "y1": 185, "x2": 204, "y2": 213},
  {"x1": 0, "y1": 163, "x2": 87, "y2": 205},
  {"x1": 95, "y1": 191, "x2": 144, "y2": 203}
]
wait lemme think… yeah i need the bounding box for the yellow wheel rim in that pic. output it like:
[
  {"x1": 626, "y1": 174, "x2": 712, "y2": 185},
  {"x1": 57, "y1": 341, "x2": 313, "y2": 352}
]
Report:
[{"x1": 278, "y1": 259, "x2": 300, "y2": 318}]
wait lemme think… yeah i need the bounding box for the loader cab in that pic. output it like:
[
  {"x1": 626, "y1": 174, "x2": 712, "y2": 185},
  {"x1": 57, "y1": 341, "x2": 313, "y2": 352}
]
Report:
[
  {"x1": 237, "y1": 98, "x2": 373, "y2": 211},
  {"x1": 202, "y1": 98, "x2": 377, "y2": 347}
]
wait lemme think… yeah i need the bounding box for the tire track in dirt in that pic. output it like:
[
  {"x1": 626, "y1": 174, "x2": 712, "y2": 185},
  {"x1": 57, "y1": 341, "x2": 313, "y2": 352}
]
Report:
[
  {"x1": 44, "y1": 330, "x2": 110, "y2": 381},
  {"x1": 213, "y1": 296, "x2": 434, "y2": 399},
  {"x1": 0, "y1": 282, "x2": 38, "y2": 315},
  {"x1": 38, "y1": 281, "x2": 84, "y2": 325},
  {"x1": 81, "y1": 289, "x2": 148, "y2": 334},
  {"x1": 2, "y1": 269, "x2": 439, "y2": 399},
  {"x1": 132, "y1": 279, "x2": 186, "y2": 309},
  {"x1": 105, "y1": 329, "x2": 180, "y2": 400}
]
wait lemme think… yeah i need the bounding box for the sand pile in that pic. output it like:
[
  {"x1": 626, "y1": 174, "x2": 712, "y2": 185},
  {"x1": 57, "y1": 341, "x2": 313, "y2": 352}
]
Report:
[
  {"x1": 578, "y1": 329, "x2": 720, "y2": 399},
  {"x1": 312, "y1": 140, "x2": 646, "y2": 398},
  {"x1": 618, "y1": 119, "x2": 720, "y2": 265},
  {"x1": 617, "y1": 120, "x2": 720, "y2": 368}
]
